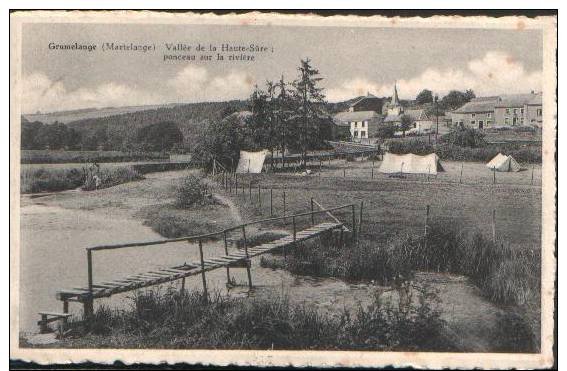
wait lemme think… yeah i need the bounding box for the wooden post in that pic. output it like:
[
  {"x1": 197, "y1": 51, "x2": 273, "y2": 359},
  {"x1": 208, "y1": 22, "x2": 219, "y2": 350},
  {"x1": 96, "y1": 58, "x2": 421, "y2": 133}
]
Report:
[
  {"x1": 270, "y1": 188, "x2": 273, "y2": 216},
  {"x1": 493, "y1": 167, "x2": 496, "y2": 184},
  {"x1": 427, "y1": 165, "x2": 430, "y2": 182},
  {"x1": 292, "y1": 216, "x2": 297, "y2": 242},
  {"x1": 84, "y1": 249, "x2": 94, "y2": 320},
  {"x1": 283, "y1": 191, "x2": 287, "y2": 220},
  {"x1": 197, "y1": 238, "x2": 208, "y2": 301},
  {"x1": 359, "y1": 201, "x2": 364, "y2": 237},
  {"x1": 460, "y1": 162, "x2": 464, "y2": 184},
  {"x1": 249, "y1": 182, "x2": 252, "y2": 200},
  {"x1": 310, "y1": 198, "x2": 315, "y2": 225},
  {"x1": 343, "y1": 169, "x2": 346, "y2": 178},
  {"x1": 242, "y1": 226, "x2": 253, "y2": 290},
  {"x1": 371, "y1": 167, "x2": 374, "y2": 179},
  {"x1": 235, "y1": 173, "x2": 238, "y2": 193},
  {"x1": 248, "y1": 159, "x2": 251, "y2": 173},
  {"x1": 223, "y1": 231, "x2": 230, "y2": 285},
  {"x1": 180, "y1": 277, "x2": 186, "y2": 294},
  {"x1": 492, "y1": 210, "x2": 496, "y2": 243},
  {"x1": 424, "y1": 205, "x2": 430, "y2": 250},
  {"x1": 258, "y1": 185, "x2": 261, "y2": 205},
  {"x1": 351, "y1": 204, "x2": 356, "y2": 245},
  {"x1": 531, "y1": 164, "x2": 535, "y2": 185}
]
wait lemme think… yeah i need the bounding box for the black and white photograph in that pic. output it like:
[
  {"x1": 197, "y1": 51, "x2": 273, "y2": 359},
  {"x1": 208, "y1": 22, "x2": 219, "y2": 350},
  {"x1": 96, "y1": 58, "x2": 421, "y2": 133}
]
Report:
[{"x1": 9, "y1": 11, "x2": 557, "y2": 369}]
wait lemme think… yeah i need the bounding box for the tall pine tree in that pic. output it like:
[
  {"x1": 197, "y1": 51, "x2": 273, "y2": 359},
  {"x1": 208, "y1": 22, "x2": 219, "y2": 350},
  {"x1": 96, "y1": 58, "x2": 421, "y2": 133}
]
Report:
[{"x1": 292, "y1": 58, "x2": 326, "y2": 167}]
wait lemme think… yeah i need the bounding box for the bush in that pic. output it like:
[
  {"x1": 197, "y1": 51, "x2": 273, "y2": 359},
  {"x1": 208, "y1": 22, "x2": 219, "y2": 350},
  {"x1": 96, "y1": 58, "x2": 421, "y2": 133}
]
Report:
[
  {"x1": 441, "y1": 128, "x2": 487, "y2": 148},
  {"x1": 387, "y1": 139, "x2": 434, "y2": 156},
  {"x1": 20, "y1": 167, "x2": 85, "y2": 193},
  {"x1": 82, "y1": 165, "x2": 144, "y2": 191},
  {"x1": 435, "y1": 143, "x2": 541, "y2": 163},
  {"x1": 175, "y1": 175, "x2": 210, "y2": 208}
]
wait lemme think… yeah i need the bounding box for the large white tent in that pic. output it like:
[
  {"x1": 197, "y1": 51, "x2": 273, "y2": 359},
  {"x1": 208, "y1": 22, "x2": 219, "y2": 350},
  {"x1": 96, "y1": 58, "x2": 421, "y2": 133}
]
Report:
[
  {"x1": 486, "y1": 153, "x2": 522, "y2": 172},
  {"x1": 379, "y1": 152, "x2": 444, "y2": 175},
  {"x1": 236, "y1": 150, "x2": 268, "y2": 174}
]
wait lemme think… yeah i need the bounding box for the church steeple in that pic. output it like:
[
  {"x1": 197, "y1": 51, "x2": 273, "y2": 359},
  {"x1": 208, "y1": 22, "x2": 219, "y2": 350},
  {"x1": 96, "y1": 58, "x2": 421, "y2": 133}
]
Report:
[{"x1": 392, "y1": 82, "x2": 400, "y2": 106}]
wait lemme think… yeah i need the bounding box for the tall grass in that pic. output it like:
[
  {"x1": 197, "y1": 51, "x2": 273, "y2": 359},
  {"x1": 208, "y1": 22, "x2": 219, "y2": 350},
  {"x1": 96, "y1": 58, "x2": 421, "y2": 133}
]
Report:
[
  {"x1": 74, "y1": 286, "x2": 453, "y2": 351},
  {"x1": 263, "y1": 224, "x2": 540, "y2": 307},
  {"x1": 82, "y1": 166, "x2": 144, "y2": 191}
]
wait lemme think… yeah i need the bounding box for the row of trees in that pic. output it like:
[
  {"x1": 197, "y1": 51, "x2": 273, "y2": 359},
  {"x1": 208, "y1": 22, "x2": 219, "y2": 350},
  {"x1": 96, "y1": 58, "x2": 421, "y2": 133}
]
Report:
[
  {"x1": 21, "y1": 118, "x2": 184, "y2": 152},
  {"x1": 194, "y1": 58, "x2": 331, "y2": 169},
  {"x1": 414, "y1": 88, "x2": 476, "y2": 111}
]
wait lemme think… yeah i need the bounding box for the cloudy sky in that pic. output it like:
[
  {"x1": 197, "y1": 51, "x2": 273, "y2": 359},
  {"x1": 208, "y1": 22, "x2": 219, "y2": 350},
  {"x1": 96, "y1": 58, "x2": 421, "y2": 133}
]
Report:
[{"x1": 21, "y1": 23, "x2": 543, "y2": 114}]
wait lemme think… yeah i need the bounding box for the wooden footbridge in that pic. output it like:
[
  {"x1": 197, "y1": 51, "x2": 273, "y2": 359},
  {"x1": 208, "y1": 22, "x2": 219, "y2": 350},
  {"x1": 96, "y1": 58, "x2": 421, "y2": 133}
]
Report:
[{"x1": 39, "y1": 202, "x2": 357, "y2": 332}]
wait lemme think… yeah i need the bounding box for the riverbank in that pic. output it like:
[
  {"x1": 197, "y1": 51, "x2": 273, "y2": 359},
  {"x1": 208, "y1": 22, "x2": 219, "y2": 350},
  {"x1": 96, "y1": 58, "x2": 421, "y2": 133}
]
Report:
[{"x1": 19, "y1": 168, "x2": 540, "y2": 352}]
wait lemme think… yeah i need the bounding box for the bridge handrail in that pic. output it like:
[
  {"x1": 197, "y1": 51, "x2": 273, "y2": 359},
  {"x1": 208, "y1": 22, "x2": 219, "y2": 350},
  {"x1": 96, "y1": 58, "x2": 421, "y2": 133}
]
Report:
[{"x1": 87, "y1": 203, "x2": 355, "y2": 252}]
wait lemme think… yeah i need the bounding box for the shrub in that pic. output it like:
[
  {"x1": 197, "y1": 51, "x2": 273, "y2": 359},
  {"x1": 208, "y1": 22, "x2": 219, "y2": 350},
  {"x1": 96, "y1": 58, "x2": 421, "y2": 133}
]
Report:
[
  {"x1": 20, "y1": 167, "x2": 85, "y2": 193},
  {"x1": 387, "y1": 139, "x2": 434, "y2": 156},
  {"x1": 175, "y1": 175, "x2": 211, "y2": 208},
  {"x1": 441, "y1": 128, "x2": 487, "y2": 148},
  {"x1": 82, "y1": 165, "x2": 144, "y2": 191}
]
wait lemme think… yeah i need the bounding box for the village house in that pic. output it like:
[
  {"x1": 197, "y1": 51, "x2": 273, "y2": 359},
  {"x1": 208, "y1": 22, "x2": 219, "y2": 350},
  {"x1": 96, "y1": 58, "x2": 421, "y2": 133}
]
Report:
[
  {"x1": 333, "y1": 92, "x2": 383, "y2": 142},
  {"x1": 451, "y1": 92, "x2": 542, "y2": 129}
]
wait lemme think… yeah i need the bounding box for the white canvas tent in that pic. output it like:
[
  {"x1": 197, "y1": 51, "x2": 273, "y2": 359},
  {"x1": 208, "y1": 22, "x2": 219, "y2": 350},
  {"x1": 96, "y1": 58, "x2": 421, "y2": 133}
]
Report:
[
  {"x1": 236, "y1": 150, "x2": 268, "y2": 174},
  {"x1": 486, "y1": 153, "x2": 522, "y2": 172},
  {"x1": 379, "y1": 152, "x2": 444, "y2": 175}
]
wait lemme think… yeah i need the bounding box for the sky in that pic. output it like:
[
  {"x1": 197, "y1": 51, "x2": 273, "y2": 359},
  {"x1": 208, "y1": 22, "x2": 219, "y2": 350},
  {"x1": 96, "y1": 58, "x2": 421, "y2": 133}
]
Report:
[{"x1": 21, "y1": 23, "x2": 543, "y2": 114}]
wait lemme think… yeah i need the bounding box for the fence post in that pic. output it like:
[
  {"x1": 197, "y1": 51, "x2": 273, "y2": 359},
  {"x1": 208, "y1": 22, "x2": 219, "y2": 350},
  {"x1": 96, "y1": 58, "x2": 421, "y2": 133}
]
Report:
[
  {"x1": 270, "y1": 188, "x2": 273, "y2": 216},
  {"x1": 492, "y1": 210, "x2": 496, "y2": 243},
  {"x1": 359, "y1": 201, "x2": 364, "y2": 238},
  {"x1": 258, "y1": 185, "x2": 261, "y2": 205},
  {"x1": 371, "y1": 167, "x2": 374, "y2": 179},
  {"x1": 242, "y1": 225, "x2": 253, "y2": 290},
  {"x1": 223, "y1": 230, "x2": 230, "y2": 286},
  {"x1": 235, "y1": 173, "x2": 238, "y2": 194},
  {"x1": 283, "y1": 191, "x2": 287, "y2": 221},
  {"x1": 343, "y1": 169, "x2": 346, "y2": 178},
  {"x1": 292, "y1": 216, "x2": 297, "y2": 242},
  {"x1": 351, "y1": 204, "x2": 356, "y2": 245},
  {"x1": 85, "y1": 249, "x2": 94, "y2": 320},
  {"x1": 460, "y1": 162, "x2": 464, "y2": 184},
  {"x1": 249, "y1": 182, "x2": 252, "y2": 200},
  {"x1": 197, "y1": 238, "x2": 208, "y2": 302},
  {"x1": 493, "y1": 167, "x2": 496, "y2": 185},
  {"x1": 310, "y1": 198, "x2": 315, "y2": 225},
  {"x1": 424, "y1": 205, "x2": 430, "y2": 250},
  {"x1": 531, "y1": 164, "x2": 535, "y2": 185}
]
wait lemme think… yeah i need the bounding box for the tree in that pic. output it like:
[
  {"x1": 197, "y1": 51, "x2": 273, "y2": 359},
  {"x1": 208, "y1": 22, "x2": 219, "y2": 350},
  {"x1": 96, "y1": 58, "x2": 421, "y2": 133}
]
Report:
[
  {"x1": 21, "y1": 119, "x2": 44, "y2": 149},
  {"x1": 441, "y1": 128, "x2": 486, "y2": 148},
  {"x1": 292, "y1": 58, "x2": 327, "y2": 166},
  {"x1": 192, "y1": 114, "x2": 244, "y2": 170},
  {"x1": 376, "y1": 122, "x2": 397, "y2": 139},
  {"x1": 415, "y1": 89, "x2": 434, "y2": 105},
  {"x1": 399, "y1": 114, "x2": 412, "y2": 137},
  {"x1": 135, "y1": 121, "x2": 184, "y2": 152},
  {"x1": 440, "y1": 89, "x2": 476, "y2": 111}
]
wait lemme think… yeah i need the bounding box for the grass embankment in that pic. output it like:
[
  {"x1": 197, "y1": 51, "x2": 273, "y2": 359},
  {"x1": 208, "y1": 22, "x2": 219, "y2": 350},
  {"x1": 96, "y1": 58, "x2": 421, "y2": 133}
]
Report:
[
  {"x1": 42, "y1": 287, "x2": 453, "y2": 351},
  {"x1": 20, "y1": 166, "x2": 144, "y2": 194},
  {"x1": 141, "y1": 173, "x2": 244, "y2": 238}
]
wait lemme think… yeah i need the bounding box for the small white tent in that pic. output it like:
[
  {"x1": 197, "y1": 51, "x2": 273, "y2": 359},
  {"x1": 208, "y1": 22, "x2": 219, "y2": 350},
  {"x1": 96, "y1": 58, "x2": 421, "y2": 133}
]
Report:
[
  {"x1": 379, "y1": 152, "x2": 444, "y2": 175},
  {"x1": 486, "y1": 153, "x2": 522, "y2": 172},
  {"x1": 236, "y1": 150, "x2": 268, "y2": 174}
]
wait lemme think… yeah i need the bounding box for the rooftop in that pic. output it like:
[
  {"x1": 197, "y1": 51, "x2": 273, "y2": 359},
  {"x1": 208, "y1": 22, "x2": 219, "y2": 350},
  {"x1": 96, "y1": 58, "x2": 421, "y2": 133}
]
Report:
[{"x1": 334, "y1": 110, "x2": 381, "y2": 124}]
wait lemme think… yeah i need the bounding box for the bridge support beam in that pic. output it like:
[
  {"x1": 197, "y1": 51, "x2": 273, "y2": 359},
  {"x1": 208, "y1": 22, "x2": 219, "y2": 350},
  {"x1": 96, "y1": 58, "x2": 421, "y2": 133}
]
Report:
[
  {"x1": 242, "y1": 226, "x2": 253, "y2": 290},
  {"x1": 197, "y1": 238, "x2": 208, "y2": 302}
]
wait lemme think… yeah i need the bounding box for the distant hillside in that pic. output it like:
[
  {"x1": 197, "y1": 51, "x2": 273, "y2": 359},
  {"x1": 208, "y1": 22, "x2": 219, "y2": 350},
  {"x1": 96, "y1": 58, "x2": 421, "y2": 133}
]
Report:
[
  {"x1": 65, "y1": 100, "x2": 247, "y2": 150},
  {"x1": 22, "y1": 103, "x2": 184, "y2": 125}
]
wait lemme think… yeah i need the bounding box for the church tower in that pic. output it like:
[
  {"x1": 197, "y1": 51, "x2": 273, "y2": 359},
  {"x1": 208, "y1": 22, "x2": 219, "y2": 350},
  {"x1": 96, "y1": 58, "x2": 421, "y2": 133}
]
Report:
[{"x1": 387, "y1": 82, "x2": 403, "y2": 116}]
